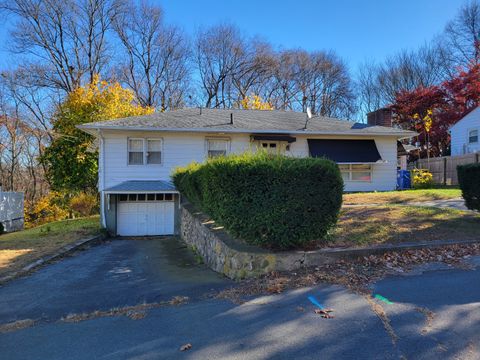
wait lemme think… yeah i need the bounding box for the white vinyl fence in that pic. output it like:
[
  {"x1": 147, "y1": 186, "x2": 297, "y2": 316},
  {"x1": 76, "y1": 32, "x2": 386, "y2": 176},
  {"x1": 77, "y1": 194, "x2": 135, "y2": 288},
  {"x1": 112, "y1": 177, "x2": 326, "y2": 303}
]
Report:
[{"x1": 0, "y1": 191, "x2": 24, "y2": 232}]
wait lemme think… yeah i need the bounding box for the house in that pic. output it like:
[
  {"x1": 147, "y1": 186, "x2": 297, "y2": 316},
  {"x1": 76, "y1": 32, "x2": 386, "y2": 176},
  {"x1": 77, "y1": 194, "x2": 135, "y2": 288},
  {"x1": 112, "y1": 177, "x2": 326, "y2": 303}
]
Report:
[
  {"x1": 450, "y1": 107, "x2": 480, "y2": 155},
  {"x1": 0, "y1": 185, "x2": 24, "y2": 233},
  {"x1": 77, "y1": 108, "x2": 416, "y2": 237}
]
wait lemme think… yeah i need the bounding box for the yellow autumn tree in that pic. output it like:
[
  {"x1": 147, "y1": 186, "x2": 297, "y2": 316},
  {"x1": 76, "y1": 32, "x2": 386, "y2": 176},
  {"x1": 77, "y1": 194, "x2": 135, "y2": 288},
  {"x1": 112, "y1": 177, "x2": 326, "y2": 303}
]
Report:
[
  {"x1": 239, "y1": 94, "x2": 273, "y2": 110},
  {"x1": 42, "y1": 75, "x2": 154, "y2": 193}
]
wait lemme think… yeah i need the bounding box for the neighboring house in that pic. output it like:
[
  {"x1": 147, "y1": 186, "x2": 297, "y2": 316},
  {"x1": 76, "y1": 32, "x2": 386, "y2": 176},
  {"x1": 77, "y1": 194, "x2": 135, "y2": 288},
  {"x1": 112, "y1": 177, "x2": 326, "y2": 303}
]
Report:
[
  {"x1": 0, "y1": 186, "x2": 24, "y2": 233},
  {"x1": 78, "y1": 108, "x2": 415, "y2": 237},
  {"x1": 450, "y1": 107, "x2": 480, "y2": 155}
]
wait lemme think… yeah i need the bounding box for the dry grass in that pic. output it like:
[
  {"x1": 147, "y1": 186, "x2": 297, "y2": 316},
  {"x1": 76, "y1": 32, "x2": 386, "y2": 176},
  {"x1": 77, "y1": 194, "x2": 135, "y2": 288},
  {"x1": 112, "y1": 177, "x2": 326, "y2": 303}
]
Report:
[
  {"x1": 0, "y1": 216, "x2": 101, "y2": 278},
  {"x1": 343, "y1": 189, "x2": 462, "y2": 205},
  {"x1": 61, "y1": 296, "x2": 189, "y2": 323},
  {"x1": 331, "y1": 205, "x2": 480, "y2": 247},
  {"x1": 0, "y1": 319, "x2": 36, "y2": 333}
]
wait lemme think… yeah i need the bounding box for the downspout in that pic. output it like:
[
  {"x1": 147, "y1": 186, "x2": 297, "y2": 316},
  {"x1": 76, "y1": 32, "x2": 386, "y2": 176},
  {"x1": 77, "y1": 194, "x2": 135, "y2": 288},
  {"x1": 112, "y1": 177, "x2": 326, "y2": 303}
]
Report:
[{"x1": 98, "y1": 129, "x2": 107, "y2": 228}]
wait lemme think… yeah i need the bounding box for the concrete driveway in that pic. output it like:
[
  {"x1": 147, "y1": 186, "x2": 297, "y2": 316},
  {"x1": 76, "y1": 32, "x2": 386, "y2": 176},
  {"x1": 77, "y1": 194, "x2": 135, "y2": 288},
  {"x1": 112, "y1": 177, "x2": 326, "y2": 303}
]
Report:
[{"x1": 0, "y1": 237, "x2": 479, "y2": 359}]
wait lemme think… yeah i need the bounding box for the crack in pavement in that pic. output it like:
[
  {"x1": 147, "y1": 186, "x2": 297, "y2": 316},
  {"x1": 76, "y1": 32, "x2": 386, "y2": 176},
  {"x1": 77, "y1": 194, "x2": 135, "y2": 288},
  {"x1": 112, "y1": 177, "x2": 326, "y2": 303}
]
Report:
[
  {"x1": 365, "y1": 295, "x2": 399, "y2": 346},
  {"x1": 415, "y1": 306, "x2": 435, "y2": 335},
  {"x1": 0, "y1": 296, "x2": 189, "y2": 334}
]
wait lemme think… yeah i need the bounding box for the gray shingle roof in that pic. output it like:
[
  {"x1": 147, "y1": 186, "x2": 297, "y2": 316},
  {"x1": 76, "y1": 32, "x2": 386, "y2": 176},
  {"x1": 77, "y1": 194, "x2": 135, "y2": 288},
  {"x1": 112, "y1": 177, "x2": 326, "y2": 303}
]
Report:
[
  {"x1": 104, "y1": 180, "x2": 177, "y2": 193},
  {"x1": 78, "y1": 108, "x2": 416, "y2": 138}
]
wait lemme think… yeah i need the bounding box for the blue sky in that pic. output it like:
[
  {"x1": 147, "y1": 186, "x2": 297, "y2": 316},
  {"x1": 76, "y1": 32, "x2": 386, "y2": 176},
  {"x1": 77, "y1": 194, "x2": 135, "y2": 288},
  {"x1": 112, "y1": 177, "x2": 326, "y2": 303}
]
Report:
[
  {"x1": 0, "y1": 0, "x2": 464, "y2": 73},
  {"x1": 161, "y1": 0, "x2": 461, "y2": 72}
]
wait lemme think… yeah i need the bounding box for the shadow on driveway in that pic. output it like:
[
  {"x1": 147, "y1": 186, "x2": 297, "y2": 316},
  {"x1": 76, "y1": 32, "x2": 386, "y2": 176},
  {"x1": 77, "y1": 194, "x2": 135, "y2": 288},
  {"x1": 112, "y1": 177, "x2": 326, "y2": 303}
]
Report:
[{"x1": 0, "y1": 237, "x2": 231, "y2": 323}]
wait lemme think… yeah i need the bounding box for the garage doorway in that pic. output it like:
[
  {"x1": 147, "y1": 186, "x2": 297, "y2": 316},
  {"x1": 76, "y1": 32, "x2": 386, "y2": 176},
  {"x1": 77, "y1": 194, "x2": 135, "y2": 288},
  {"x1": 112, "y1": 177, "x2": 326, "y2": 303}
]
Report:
[{"x1": 116, "y1": 193, "x2": 175, "y2": 236}]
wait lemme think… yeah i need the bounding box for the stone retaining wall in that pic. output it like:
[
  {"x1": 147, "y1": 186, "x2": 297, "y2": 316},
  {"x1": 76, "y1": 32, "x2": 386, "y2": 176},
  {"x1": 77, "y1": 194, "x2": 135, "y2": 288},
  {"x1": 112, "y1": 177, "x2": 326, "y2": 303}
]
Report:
[
  {"x1": 180, "y1": 203, "x2": 480, "y2": 280},
  {"x1": 180, "y1": 204, "x2": 336, "y2": 279}
]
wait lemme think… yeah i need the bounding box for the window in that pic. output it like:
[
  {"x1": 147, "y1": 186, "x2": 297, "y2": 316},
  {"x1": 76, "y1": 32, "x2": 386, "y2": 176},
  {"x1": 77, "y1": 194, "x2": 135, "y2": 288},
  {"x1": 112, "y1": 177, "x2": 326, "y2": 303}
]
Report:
[
  {"x1": 128, "y1": 138, "x2": 162, "y2": 165},
  {"x1": 147, "y1": 139, "x2": 162, "y2": 164},
  {"x1": 119, "y1": 193, "x2": 173, "y2": 201},
  {"x1": 259, "y1": 141, "x2": 286, "y2": 154},
  {"x1": 339, "y1": 164, "x2": 372, "y2": 182},
  {"x1": 469, "y1": 129, "x2": 478, "y2": 144},
  {"x1": 128, "y1": 139, "x2": 144, "y2": 165},
  {"x1": 207, "y1": 138, "x2": 229, "y2": 158}
]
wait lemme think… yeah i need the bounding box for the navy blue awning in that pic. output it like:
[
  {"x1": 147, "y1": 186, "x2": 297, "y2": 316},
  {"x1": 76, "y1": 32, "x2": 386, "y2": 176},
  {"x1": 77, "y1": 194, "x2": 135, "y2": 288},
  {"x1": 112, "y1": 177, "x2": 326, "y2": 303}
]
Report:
[{"x1": 307, "y1": 139, "x2": 382, "y2": 163}]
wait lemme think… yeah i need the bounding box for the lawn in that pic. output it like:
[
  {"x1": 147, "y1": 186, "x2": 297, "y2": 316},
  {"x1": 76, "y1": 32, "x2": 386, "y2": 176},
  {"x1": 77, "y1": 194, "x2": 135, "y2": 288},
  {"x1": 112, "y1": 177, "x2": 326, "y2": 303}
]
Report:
[
  {"x1": 343, "y1": 188, "x2": 462, "y2": 205},
  {"x1": 332, "y1": 205, "x2": 480, "y2": 247},
  {"x1": 0, "y1": 216, "x2": 101, "y2": 278}
]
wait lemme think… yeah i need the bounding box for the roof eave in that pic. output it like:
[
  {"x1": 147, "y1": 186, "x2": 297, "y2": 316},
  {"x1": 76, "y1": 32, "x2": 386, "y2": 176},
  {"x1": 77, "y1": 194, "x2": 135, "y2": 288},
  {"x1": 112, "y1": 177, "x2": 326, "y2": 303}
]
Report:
[{"x1": 77, "y1": 124, "x2": 417, "y2": 138}]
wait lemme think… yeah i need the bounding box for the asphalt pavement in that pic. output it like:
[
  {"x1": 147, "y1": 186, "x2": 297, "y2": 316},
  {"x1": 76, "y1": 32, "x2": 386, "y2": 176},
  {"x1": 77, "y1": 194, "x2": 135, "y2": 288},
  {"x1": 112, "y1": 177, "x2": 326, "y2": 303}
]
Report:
[{"x1": 0, "y1": 237, "x2": 479, "y2": 360}]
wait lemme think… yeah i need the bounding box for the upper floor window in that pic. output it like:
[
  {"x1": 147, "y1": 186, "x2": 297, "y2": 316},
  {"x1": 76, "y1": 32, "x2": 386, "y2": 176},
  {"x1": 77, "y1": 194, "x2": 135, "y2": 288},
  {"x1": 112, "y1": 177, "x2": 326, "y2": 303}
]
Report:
[
  {"x1": 206, "y1": 138, "x2": 229, "y2": 158},
  {"x1": 147, "y1": 139, "x2": 162, "y2": 164},
  {"x1": 128, "y1": 138, "x2": 162, "y2": 165},
  {"x1": 469, "y1": 129, "x2": 478, "y2": 144},
  {"x1": 128, "y1": 138, "x2": 144, "y2": 165},
  {"x1": 338, "y1": 164, "x2": 372, "y2": 182}
]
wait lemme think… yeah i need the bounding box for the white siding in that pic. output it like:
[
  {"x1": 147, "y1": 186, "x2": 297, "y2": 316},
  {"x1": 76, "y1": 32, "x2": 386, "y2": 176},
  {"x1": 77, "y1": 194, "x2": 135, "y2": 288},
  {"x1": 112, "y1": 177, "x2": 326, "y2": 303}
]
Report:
[
  {"x1": 450, "y1": 108, "x2": 480, "y2": 155},
  {"x1": 101, "y1": 130, "x2": 399, "y2": 193},
  {"x1": 102, "y1": 131, "x2": 251, "y2": 189}
]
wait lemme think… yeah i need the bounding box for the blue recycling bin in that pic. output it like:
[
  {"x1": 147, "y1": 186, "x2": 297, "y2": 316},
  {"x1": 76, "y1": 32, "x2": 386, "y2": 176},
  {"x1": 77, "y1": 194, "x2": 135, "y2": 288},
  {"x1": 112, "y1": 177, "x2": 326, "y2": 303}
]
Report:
[{"x1": 397, "y1": 170, "x2": 411, "y2": 190}]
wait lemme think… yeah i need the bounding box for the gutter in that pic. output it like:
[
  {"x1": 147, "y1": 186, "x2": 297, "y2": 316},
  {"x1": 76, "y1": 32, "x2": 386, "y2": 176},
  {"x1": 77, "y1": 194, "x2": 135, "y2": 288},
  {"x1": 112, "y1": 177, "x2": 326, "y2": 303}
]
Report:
[
  {"x1": 98, "y1": 129, "x2": 107, "y2": 228},
  {"x1": 78, "y1": 125, "x2": 417, "y2": 140}
]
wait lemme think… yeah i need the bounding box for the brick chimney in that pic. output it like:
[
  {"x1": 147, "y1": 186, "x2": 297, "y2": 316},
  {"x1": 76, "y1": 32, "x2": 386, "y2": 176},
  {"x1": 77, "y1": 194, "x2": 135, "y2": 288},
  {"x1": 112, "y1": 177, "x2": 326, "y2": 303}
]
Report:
[{"x1": 367, "y1": 108, "x2": 393, "y2": 127}]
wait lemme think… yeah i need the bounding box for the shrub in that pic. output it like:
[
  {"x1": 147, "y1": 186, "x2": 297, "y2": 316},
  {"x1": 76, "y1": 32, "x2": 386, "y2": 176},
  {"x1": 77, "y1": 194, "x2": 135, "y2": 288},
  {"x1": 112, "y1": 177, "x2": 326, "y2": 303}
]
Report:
[
  {"x1": 173, "y1": 152, "x2": 344, "y2": 250},
  {"x1": 25, "y1": 192, "x2": 69, "y2": 227},
  {"x1": 0, "y1": 222, "x2": 4, "y2": 235},
  {"x1": 457, "y1": 163, "x2": 480, "y2": 211},
  {"x1": 70, "y1": 193, "x2": 99, "y2": 217},
  {"x1": 411, "y1": 169, "x2": 434, "y2": 189}
]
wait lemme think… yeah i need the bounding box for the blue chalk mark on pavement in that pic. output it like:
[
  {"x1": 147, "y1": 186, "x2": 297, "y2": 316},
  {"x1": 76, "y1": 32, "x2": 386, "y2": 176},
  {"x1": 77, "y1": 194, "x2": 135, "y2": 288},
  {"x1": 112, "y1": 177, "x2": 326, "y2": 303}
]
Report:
[{"x1": 308, "y1": 295, "x2": 325, "y2": 309}]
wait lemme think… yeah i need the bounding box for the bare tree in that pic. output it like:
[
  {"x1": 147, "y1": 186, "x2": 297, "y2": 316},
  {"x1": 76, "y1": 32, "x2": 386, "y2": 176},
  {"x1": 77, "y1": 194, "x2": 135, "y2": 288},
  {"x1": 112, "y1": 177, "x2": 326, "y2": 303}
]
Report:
[
  {"x1": 195, "y1": 24, "x2": 264, "y2": 108},
  {"x1": 113, "y1": 1, "x2": 190, "y2": 110},
  {"x1": 1, "y1": 0, "x2": 123, "y2": 92},
  {"x1": 261, "y1": 49, "x2": 356, "y2": 117},
  {"x1": 356, "y1": 43, "x2": 453, "y2": 120},
  {"x1": 266, "y1": 50, "x2": 300, "y2": 110},
  {"x1": 305, "y1": 51, "x2": 356, "y2": 118},
  {"x1": 445, "y1": 0, "x2": 480, "y2": 66}
]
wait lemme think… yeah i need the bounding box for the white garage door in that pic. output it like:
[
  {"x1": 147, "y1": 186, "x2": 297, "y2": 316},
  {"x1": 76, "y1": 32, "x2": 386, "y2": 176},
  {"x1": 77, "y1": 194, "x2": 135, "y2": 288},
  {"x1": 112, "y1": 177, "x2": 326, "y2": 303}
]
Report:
[{"x1": 117, "y1": 194, "x2": 175, "y2": 236}]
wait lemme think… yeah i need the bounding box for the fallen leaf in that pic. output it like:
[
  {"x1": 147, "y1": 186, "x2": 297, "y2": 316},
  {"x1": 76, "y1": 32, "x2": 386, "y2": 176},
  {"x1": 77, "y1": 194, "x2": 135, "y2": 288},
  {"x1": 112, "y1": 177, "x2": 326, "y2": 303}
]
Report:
[{"x1": 180, "y1": 343, "x2": 192, "y2": 351}]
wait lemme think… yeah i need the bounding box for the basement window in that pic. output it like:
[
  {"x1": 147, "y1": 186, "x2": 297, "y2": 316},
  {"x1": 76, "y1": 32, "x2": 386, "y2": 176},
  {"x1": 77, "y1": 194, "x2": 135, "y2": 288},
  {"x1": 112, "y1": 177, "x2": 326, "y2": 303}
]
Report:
[{"x1": 338, "y1": 164, "x2": 372, "y2": 182}]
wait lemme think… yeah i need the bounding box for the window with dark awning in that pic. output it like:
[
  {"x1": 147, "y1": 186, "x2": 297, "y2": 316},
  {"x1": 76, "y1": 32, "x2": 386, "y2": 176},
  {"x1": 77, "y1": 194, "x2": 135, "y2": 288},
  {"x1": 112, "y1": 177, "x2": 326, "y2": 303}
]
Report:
[
  {"x1": 307, "y1": 139, "x2": 382, "y2": 163},
  {"x1": 251, "y1": 134, "x2": 296, "y2": 143}
]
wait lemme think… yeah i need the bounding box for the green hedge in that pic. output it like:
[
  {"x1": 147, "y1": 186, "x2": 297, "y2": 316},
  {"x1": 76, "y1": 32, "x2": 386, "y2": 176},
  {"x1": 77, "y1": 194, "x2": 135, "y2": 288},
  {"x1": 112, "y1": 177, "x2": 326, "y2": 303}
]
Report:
[
  {"x1": 173, "y1": 152, "x2": 343, "y2": 250},
  {"x1": 457, "y1": 163, "x2": 480, "y2": 211}
]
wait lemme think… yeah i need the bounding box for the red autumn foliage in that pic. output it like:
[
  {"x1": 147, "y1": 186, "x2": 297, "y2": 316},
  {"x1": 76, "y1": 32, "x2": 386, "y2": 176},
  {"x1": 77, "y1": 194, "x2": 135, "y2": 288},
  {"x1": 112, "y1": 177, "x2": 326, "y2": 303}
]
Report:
[{"x1": 391, "y1": 64, "x2": 480, "y2": 157}]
